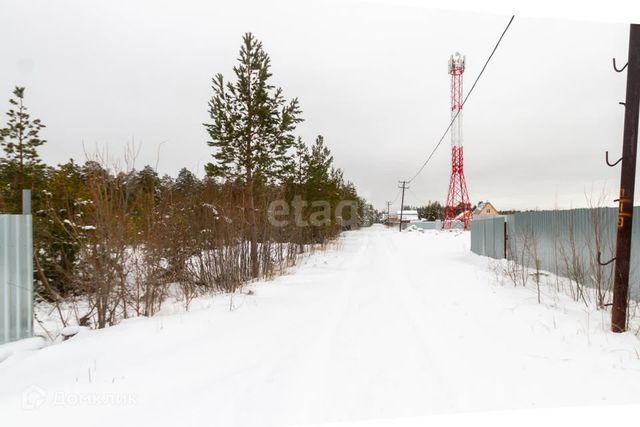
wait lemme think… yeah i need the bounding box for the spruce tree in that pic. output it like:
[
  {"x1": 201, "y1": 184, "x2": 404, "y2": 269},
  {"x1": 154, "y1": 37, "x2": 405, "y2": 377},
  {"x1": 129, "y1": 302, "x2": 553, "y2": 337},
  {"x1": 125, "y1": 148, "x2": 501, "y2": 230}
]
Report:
[
  {"x1": 205, "y1": 32, "x2": 302, "y2": 278},
  {"x1": 40, "y1": 159, "x2": 90, "y2": 294},
  {"x1": 0, "y1": 86, "x2": 47, "y2": 212}
]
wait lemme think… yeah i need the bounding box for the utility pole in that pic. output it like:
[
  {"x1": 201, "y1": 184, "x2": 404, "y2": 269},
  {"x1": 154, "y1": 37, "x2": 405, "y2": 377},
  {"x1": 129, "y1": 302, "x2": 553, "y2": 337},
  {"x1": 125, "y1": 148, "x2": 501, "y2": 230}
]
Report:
[
  {"x1": 611, "y1": 24, "x2": 640, "y2": 333},
  {"x1": 398, "y1": 181, "x2": 408, "y2": 232},
  {"x1": 385, "y1": 201, "x2": 391, "y2": 226}
]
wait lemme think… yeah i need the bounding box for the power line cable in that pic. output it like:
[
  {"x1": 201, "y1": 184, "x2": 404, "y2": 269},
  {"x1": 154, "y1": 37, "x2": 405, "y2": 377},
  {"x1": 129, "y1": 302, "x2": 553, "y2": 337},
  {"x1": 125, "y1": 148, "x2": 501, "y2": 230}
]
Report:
[
  {"x1": 389, "y1": 188, "x2": 402, "y2": 205},
  {"x1": 407, "y1": 187, "x2": 429, "y2": 205},
  {"x1": 406, "y1": 15, "x2": 515, "y2": 184}
]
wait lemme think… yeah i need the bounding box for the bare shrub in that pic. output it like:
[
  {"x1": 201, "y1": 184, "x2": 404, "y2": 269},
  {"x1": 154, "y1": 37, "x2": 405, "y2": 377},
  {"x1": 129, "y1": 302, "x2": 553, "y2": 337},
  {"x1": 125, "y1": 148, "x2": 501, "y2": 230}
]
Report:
[
  {"x1": 503, "y1": 221, "x2": 530, "y2": 288},
  {"x1": 587, "y1": 208, "x2": 614, "y2": 309},
  {"x1": 557, "y1": 211, "x2": 589, "y2": 306},
  {"x1": 523, "y1": 226, "x2": 542, "y2": 303}
]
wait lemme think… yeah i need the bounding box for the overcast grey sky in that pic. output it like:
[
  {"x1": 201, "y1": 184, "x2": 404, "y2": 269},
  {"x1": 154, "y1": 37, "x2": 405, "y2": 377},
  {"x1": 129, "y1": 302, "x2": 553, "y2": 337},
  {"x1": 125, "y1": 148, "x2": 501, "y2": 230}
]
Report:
[{"x1": 0, "y1": 0, "x2": 633, "y2": 211}]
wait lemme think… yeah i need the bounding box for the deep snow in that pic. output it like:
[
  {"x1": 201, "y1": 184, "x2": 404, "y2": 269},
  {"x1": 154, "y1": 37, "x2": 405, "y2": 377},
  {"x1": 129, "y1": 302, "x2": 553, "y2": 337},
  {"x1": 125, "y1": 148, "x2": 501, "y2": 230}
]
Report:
[{"x1": 1, "y1": 225, "x2": 640, "y2": 426}]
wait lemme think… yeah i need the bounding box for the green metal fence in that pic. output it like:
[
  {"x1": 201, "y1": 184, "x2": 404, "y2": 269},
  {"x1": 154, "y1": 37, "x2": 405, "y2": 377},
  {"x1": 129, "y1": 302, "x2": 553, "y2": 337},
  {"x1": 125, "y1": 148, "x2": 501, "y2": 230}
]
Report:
[
  {"x1": 470, "y1": 216, "x2": 506, "y2": 259},
  {"x1": 470, "y1": 207, "x2": 639, "y2": 298}
]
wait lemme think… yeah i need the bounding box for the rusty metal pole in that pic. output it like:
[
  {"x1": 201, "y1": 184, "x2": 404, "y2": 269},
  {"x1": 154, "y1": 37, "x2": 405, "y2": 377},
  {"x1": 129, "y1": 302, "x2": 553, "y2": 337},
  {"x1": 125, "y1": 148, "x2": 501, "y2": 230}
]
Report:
[{"x1": 612, "y1": 24, "x2": 640, "y2": 333}]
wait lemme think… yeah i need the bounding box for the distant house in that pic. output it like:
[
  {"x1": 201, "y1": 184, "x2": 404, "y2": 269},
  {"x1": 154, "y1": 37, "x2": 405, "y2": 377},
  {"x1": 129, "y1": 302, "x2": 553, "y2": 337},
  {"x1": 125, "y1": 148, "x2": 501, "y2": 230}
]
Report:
[
  {"x1": 473, "y1": 201, "x2": 498, "y2": 217},
  {"x1": 398, "y1": 210, "x2": 420, "y2": 223},
  {"x1": 387, "y1": 210, "x2": 420, "y2": 224}
]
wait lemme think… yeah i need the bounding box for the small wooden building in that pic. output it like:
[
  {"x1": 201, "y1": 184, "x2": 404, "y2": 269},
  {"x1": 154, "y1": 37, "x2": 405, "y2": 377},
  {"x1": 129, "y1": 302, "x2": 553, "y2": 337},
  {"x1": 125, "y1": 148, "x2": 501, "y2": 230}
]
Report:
[{"x1": 473, "y1": 201, "x2": 498, "y2": 217}]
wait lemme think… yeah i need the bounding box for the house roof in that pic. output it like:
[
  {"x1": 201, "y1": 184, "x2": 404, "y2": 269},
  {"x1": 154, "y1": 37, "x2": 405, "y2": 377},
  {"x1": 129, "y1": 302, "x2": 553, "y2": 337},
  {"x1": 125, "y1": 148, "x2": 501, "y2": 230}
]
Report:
[
  {"x1": 473, "y1": 201, "x2": 496, "y2": 215},
  {"x1": 454, "y1": 210, "x2": 473, "y2": 220},
  {"x1": 396, "y1": 210, "x2": 418, "y2": 216}
]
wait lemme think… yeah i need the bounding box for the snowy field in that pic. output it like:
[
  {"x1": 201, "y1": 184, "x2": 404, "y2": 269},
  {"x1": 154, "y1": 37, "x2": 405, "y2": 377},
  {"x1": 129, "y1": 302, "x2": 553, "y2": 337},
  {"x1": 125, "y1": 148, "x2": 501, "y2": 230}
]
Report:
[{"x1": 1, "y1": 225, "x2": 640, "y2": 426}]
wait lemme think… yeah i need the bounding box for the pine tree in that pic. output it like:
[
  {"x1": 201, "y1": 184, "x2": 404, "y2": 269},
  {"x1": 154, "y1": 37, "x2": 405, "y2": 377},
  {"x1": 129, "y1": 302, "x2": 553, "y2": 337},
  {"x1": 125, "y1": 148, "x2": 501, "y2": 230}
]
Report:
[
  {"x1": 292, "y1": 137, "x2": 307, "y2": 186},
  {"x1": 416, "y1": 201, "x2": 444, "y2": 221},
  {"x1": 303, "y1": 135, "x2": 347, "y2": 240},
  {"x1": 304, "y1": 135, "x2": 336, "y2": 216},
  {"x1": 174, "y1": 168, "x2": 200, "y2": 194},
  {"x1": 0, "y1": 86, "x2": 47, "y2": 212},
  {"x1": 205, "y1": 32, "x2": 302, "y2": 277},
  {"x1": 305, "y1": 135, "x2": 333, "y2": 190},
  {"x1": 135, "y1": 166, "x2": 160, "y2": 197}
]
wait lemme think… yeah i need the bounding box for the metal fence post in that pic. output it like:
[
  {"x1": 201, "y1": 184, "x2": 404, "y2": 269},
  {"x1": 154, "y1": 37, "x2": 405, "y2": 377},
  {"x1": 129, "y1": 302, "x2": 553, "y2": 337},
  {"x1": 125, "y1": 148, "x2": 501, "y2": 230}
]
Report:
[{"x1": 22, "y1": 189, "x2": 31, "y2": 215}]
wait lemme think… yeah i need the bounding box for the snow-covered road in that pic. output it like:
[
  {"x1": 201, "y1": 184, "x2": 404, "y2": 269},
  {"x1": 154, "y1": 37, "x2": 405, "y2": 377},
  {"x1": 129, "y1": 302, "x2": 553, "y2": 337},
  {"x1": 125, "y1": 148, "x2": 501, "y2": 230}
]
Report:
[{"x1": 2, "y1": 225, "x2": 640, "y2": 426}]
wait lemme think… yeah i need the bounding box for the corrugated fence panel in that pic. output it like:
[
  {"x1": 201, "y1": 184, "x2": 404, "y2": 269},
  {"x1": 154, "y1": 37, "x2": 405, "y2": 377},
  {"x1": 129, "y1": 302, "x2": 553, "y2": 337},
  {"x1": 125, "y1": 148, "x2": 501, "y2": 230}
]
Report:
[
  {"x1": 472, "y1": 208, "x2": 639, "y2": 299},
  {"x1": 470, "y1": 216, "x2": 505, "y2": 259},
  {"x1": 0, "y1": 214, "x2": 33, "y2": 345}
]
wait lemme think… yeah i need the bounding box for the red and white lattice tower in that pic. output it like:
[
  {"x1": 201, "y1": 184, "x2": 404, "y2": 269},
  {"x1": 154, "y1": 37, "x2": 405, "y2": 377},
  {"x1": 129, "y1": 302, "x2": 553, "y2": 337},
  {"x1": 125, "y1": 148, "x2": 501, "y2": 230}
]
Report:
[{"x1": 443, "y1": 52, "x2": 471, "y2": 230}]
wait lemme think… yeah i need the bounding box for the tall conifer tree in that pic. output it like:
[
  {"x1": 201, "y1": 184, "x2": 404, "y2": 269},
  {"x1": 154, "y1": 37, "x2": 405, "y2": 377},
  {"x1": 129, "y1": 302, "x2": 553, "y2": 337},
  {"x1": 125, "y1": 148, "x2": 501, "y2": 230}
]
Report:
[
  {"x1": 205, "y1": 33, "x2": 302, "y2": 277},
  {"x1": 0, "y1": 86, "x2": 46, "y2": 212}
]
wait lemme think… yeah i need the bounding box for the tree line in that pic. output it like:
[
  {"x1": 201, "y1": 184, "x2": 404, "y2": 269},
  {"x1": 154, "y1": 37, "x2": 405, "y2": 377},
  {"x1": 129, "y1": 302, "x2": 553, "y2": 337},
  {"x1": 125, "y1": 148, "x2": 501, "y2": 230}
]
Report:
[
  {"x1": 0, "y1": 33, "x2": 374, "y2": 330},
  {"x1": 399, "y1": 202, "x2": 445, "y2": 221}
]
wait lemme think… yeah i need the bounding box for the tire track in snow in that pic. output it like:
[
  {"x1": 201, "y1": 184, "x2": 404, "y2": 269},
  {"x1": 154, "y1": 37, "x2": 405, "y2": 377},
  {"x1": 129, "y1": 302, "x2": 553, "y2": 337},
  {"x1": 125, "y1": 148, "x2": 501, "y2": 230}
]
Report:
[
  {"x1": 372, "y1": 230, "x2": 462, "y2": 413},
  {"x1": 233, "y1": 231, "x2": 371, "y2": 426}
]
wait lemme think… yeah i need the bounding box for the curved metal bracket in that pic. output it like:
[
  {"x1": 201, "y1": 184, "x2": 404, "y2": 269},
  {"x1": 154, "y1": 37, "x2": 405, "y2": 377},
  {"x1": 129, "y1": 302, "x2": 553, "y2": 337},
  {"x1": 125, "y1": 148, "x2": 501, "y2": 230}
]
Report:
[
  {"x1": 620, "y1": 102, "x2": 626, "y2": 106},
  {"x1": 606, "y1": 151, "x2": 623, "y2": 167},
  {"x1": 597, "y1": 251, "x2": 616, "y2": 266},
  {"x1": 613, "y1": 58, "x2": 628, "y2": 73}
]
